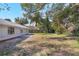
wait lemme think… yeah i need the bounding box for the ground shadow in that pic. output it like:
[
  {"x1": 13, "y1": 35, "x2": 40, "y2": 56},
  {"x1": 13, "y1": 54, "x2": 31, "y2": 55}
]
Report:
[
  {"x1": 0, "y1": 34, "x2": 33, "y2": 56},
  {"x1": 0, "y1": 34, "x2": 79, "y2": 56}
]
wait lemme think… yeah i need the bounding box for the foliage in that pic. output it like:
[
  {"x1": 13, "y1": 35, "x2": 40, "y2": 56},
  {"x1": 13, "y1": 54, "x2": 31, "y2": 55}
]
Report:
[
  {"x1": 15, "y1": 17, "x2": 28, "y2": 25},
  {"x1": 21, "y1": 3, "x2": 79, "y2": 35},
  {"x1": 5, "y1": 19, "x2": 11, "y2": 22},
  {"x1": 21, "y1": 3, "x2": 54, "y2": 33},
  {"x1": 0, "y1": 4, "x2": 10, "y2": 11},
  {"x1": 51, "y1": 3, "x2": 79, "y2": 35}
]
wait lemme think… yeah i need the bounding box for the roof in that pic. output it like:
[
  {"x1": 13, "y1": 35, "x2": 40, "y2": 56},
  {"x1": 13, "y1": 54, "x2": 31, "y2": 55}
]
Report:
[
  {"x1": 24, "y1": 22, "x2": 36, "y2": 27},
  {"x1": 24, "y1": 24, "x2": 39, "y2": 30},
  {"x1": 0, "y1": 19, "x2": 28, "y2": 29}
]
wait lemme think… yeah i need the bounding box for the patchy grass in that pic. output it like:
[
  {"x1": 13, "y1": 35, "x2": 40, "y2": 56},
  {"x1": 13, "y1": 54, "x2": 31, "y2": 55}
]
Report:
[
  {"x1": 33, "y1": 33, "x2": 68, "y2": 37},
  {"x1": 0, "y1": 34, "x2": 79, "y2": 56}
]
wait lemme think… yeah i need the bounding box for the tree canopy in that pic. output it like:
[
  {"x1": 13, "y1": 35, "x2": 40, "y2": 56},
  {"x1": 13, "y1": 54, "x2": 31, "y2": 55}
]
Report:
[
  {"x1": 0, "y1": 3, "x2": 10, "y2": 11},
  {"x1": 5, "y1": 19, "x2": 11, "y2": 22},
  {"x1": 15, "y1": 17, "x2": 28, "y2": 25},
  {"x1": 20, "y1": 3, "x2": 79, "y2": 35}
]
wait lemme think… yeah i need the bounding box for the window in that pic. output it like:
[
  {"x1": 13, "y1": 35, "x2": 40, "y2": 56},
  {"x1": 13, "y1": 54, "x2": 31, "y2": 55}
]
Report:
[
  {"x1": 8, "y1": 27, "x2": 15, "y2": 35},
  {"x1": 20, "y1": 29, "x2": 23, "y2": 33}
]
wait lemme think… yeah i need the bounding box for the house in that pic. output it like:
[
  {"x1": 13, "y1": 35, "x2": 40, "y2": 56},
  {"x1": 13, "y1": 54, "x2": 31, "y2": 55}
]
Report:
[
  {"x1": 0, "y1": 19, "x2": 29, "y2": 41},
  {"x1": 24, "y1": 22, "x2": 39, "y2": 33}
]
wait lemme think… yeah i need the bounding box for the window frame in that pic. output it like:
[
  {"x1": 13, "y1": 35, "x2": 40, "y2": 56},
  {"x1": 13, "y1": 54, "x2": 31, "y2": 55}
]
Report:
[{"x1": 8, "y1": 27, "x2": 15, "y2": 35}]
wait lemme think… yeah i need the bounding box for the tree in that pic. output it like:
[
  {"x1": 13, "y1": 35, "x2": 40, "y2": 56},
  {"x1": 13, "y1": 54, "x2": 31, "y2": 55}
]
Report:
[
  {"x1": 15, "y1": 17, "x2": 28, "y2": 25},
  {"x1": 47, "y1": 3, "x2": 67, "y2": 34},
  {"x1": 21, "y1": 3, "x2": 50, "y2": 33},
  {"x1": 21, "y1": 3, "x2": 67, "y2": 33},
  {"x1": 51, "y1": 3, "x2": 79, "y2": 35},
  {"x1": 21, "y1": 3, "x2": 46, "y2": 23},
  {"x1": 5, "y1": 19, "x2": 11, "y2": 22},
  {"x1": 0, "y1": 3, "x2": 10, "y2": 11},
  {"x1": 20, "y1": 3, "x2": 79, "y2": 34}
]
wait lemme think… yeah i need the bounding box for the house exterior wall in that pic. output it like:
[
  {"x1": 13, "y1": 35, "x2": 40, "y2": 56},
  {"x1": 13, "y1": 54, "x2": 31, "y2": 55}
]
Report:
[
  {"x1": 0, "y1": 25, "x2": 8, "y2": 38},
  {"x1": 0, "y1": 25, "x2": 28, "y2": 41},
  {"x1": 23, "y1": 29, "x2": 29, "y2": 34}
]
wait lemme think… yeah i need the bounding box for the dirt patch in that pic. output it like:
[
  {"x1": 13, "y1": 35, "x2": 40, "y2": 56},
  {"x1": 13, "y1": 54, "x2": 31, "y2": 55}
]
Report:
[{"x1": 0, "y1": 34, "x2": 79, "y2": 56}]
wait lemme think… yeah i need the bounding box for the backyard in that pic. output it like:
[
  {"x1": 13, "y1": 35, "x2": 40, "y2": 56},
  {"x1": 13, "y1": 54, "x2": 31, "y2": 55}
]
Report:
[
  {"x1": 0, "y1": 33, "x2": 79, "y2": 56},
  {"x1": 0, "y1": 3, "x2": 79, "y2": 56}
]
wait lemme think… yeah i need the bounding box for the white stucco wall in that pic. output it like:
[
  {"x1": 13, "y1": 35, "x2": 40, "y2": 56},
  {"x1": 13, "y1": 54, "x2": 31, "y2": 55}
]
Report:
[
  {"x1": 0, "y1": 25, "x2": 8, "y2": 38},
  {"x1": 0, "y1": 25, "x2": 28, "y2": 41},
  {"x1": 0, "y1": 25, "x2": 2, "y2": 38}
]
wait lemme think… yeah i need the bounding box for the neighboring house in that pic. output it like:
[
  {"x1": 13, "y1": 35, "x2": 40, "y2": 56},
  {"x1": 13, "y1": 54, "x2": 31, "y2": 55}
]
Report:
[
  {"x1": 0, "y1": 19, "x2": 29, "y2": 41},
  {"x1": 24, "y1": 22, "x2": 39, "y2": 32}
]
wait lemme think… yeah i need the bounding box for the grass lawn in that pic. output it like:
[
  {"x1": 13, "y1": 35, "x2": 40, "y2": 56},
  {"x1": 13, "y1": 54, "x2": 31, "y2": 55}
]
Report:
[
  {"x1": 0, "y1": 33, "x2": 79, "y2": 56},
  {"x1": 34, "y1": 33, "x2": 68, "y2": 37}
]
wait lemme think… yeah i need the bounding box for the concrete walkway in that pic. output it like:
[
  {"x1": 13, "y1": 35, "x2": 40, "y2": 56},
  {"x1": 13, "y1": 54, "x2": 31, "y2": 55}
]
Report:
[{"x1": 0, "y1": 34, "x2": 33, "y2": 54}]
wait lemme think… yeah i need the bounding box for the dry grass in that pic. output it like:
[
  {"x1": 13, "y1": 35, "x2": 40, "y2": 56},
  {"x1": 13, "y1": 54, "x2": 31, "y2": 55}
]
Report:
[{"x1": 0, "y1": 34, "x2": 79, "y2": 56}]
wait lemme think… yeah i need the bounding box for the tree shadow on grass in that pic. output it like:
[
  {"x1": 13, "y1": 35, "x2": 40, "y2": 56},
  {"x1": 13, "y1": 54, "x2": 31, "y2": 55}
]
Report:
[
  {"x1": 0, "y1": 34, "x2": 79, "y2": 56},
  {"x1": 4, "y1": 40, "x2": 78, "y2": 56},
  {"x1": 11, "y1": 43, "x2": 79, "y2": 56}
]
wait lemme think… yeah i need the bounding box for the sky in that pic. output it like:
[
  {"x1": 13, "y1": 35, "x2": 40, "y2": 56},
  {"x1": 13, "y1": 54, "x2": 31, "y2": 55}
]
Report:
[
  {"x1": 0, "y1": 3, "x2": 55, "y2": 22},
  {"x1": 0, "y1": 3, "x2": 23, "y2": 22}
]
